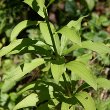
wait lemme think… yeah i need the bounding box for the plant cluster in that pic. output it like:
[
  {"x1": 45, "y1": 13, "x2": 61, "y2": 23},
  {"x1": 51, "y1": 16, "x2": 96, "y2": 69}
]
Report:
[{"x1": 0, "y1": 0, "x2": 110, "y2": 110}]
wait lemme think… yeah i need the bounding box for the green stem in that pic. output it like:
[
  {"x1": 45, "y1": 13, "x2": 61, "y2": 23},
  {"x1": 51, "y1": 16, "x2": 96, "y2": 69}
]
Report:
[
  {"x1": 43, "y1": 8, "x2": 58, "y2": 56},
  {"x1": 62, "y1": 73, "x2": 71, "y2": 97}
]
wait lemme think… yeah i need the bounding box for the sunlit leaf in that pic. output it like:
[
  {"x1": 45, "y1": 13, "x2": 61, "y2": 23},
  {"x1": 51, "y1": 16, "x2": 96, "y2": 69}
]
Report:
[
  {"x1": 51, "y1": 63, "x2": 65, "y2": 83},
  {"x1": 1, "y1": 58, "x2": 45, "y2": 92},
  {"x1": 97, "y1": 78, "x2": 110, "y2": 89},
  {"x1": 17, "y1": 83, "x2": 36, "y2": 95},
  {"x1": 61, "y1": 102, "x2": 70, "y2": 110},
  {"x1": 57, "y1": 26, "x2": 81, "y2": 44},
  {"x1": 60, "y1": 35, "x2": 68, "y2": 55},
  {"x1": 13, "y1": 93, "x2": 38, "y2": 110},
  {"x1": 82, "y1": 41, "x2": 110, "y2": 55},
  {"x1": 75, "y1": 92, "x2": 96, "y2": 110},
  {"x1": 39, "y1": 22, "x2": 55, "y2": 45},
  {"x1": 66, "y1": 60, "x2": 97, "y2": 90},
  {"x1": 11, "y1": 20, "x2": 38, "y2": 41},
  {"x1": 51, "y1": 59, "x2": 65, "y2": 83},
  {"x1": 24, "y1": 0, "x2": 45, "y2": 18},
  {"x1": 0, "y1": 39, "x2": 23, "y2": 57},
  {"x1": 76, "y1": 53, "x2": 92, "y2": 64},
  {"x1": 67, "y1": 16, "x2": 85, "y2": 31}
]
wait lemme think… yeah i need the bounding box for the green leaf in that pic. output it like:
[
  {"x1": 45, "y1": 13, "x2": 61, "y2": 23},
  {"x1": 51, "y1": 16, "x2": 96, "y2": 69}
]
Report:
[
  {"x1": 9, "y1": 40, "x2": 51, "y2": 56},
  {"x1": 17, "y1": 83, "x2": 36, "y2": 95},
  {"x1": 60, "y1": 35, "x2": 68, "y2": 55},
  {"x1": 66, "y1": 60, "x2": 97, "y2": 90},
  {"x1": 57, "y1": 26, "x2": 81, "y2": 44},
  {"x1": 61, "y1": 102, "x2": 70, "y2": 110},
  {"x1": 67, "y1": 16, "x2": 85, "y2": 31},
  {"x1": 47, "y1": 0, "x2": 55, "y2": 7},
  {"x1": 97, "y1": 78, "x2": 110, "y2": 89},
  {"x1": 76, "y1": 53, "x2": 92, "y2": 64},
  {"x1": 54, "y1": 33, "x2": 61, "y2": 55},
  {"x1": 51, "y1": 59, "x2": 65, "y2": 83},
  {"x1": 39, "y1": 22, "x2": 55, "y2": 45},
  {"x1": 82, "y1": 41, "x2": 110, "y2": 55},
  {"x1": 24, "y1": 0, "x2": 45, "y2": 18},
  {"x1": 63, "y1": 44, "x2": 80, "y2": 55},
  {"x1": 1, "y1": 58, "x2": 45, "y2": 92},
  {"x1": 0, "y1": 38, "x2": 51, "y2": 57},
  {"x1": 13, "y1": 93, "x2": 38, "y2": 110},
  {"x1": 75, "y1": 92, "x2": 96, "y2": 110},
  {"x1": 63, "y1": 41, "x2": 110, "y2": 55},
  {"x1": 85, "y1": 0, "x2": 95, "y2": 10},
  {"x1": 0, "y1": 39, "x2": 22, "y2": 57},
  {"x1": 11, "y1": 20, "x2": 38, "y2": 41}
]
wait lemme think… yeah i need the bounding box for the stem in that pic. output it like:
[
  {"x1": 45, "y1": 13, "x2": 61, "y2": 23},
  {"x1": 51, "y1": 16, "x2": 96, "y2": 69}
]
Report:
[
  {"x1": 43, "y1": 8, "x2": 58, "y2": 56},
  {"x1": 62, "y1": 73, "x2": 71, "y2": 97}
]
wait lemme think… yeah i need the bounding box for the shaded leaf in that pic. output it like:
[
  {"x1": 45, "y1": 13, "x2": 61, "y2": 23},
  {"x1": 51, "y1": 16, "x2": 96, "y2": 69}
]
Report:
[
  {"x1": 75, "y1": 92, "x2": 96, "y2": 110},
  {"x1": 85, "y1": 0, "x2": 95, "y2": 10},
  {"x1": 66, "y1": 60, "x2": 97, "y2": 90},
  {"x1": 24, "y1": 0, "x2": 45, "y2": 18},
  {"x1": 13, "y1": 93, "x2": 38, "y2": 110},
  {"x1": 11, "y1": 20, "x2": 38, "y2": 41}
]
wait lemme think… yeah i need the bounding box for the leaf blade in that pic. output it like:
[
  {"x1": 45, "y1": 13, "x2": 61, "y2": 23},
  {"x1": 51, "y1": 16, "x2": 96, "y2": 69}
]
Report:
[
  {"x1": 11, "y1": 20, "x2": 38, "y2": 41},
  {"x1": 97, "y1": 78, "x2": 110, "y2": 89},
  {"x1": 1, "y1": 58, "x2": 45, "y2": 92},
  {"x1": 66, "y1": 60, "x2": 97, "y2": 90},
  {"x1": 75, "y1": 92, "x2": 96, "y2": 110},
  {"x1": 57, "y1": 26, "x2": 81, "y2": 44},
  {"x1": 13, "y1": 93, "x2": 38, "y2": 110},
  {"x1": 24, "y1": 0, "x2": 45, "y2": 18}
]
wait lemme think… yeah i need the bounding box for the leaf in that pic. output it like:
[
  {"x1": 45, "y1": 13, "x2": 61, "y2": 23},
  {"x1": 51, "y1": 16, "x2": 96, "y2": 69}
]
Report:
[
  {"x1": 66, "y1": 60, "x2": 97, "y2": 90},
  {"x1": 0, "y1": 39, "x2": 22, "y2": 57},
  {"x1": 75, "y1": 92, "x2": 96, "y2": 110},
  {"x1": 62, "y1": 44, "x2": 80, "y2": 55},
  {"x1": 0, "y1": 38, "x2": 51, "y2": 57},
  {"x1": 63, "y1": 41, "x2": 110, "y2": 55},
  {"x1": 17, "y1": 83, "x2": 36, "y2": 95},
  {"x1": 54, "y1": 33, "x2": 61, "y2": 55},
  {"x1": 61, "y1": 102, "x2": 70, "y2": 110},
  {"x1": 39, "y1": 22, "x2": 55, "y2": 45},
  {"x1": 67, "y1": 16, "x2": 85, "y2": 31},
  {"x1": 60, "y1": 35, "x2": 68, "y2": 55},
  {"x1": 57, "y1": 26, "x2": 81, "y2": 44},
  {"x1": 24, "y1": 0, "x2": 45, "y2": 18},
  {"x1": 11, "y1": 20, "x2": 38, "y2": 41},
  {"x1": 1, "y1": 58, "x2": 45, "y2": 92},
  {"x1": 97, "y1": 78, "x2": 110, "y2": 89},
  {"x1": 85, "y1": 0, "x2": 95, "y2": 10},
  {"x1": 47, "y1": 0, "x2": 55, "y2": 7},
  {"x1": 9, "y1": 40, "x2": 51, "y2": 56},
  {"x1": 51, "y1": 59, "x2": 65, "y2": 83},
  {"x1": 82, "y1": 41, "x2": 110, "y2": 55},
  {"x1": 76, "y1": 53, "x2": 92, "y2": 64},
  {"x1": 13, "y1": 93, "x2": 38, "y2": 110}
]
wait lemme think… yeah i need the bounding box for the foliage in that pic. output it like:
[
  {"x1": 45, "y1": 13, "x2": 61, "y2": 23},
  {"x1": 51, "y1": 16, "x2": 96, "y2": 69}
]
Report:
[{"x1": 0, "y1": 0, "x2": 110, "y2": 110}]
